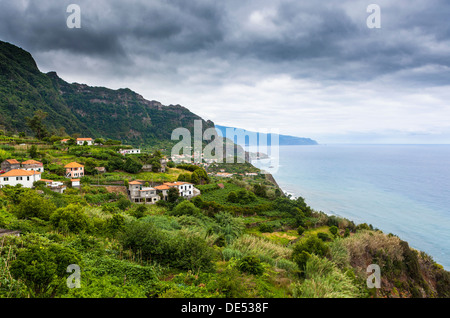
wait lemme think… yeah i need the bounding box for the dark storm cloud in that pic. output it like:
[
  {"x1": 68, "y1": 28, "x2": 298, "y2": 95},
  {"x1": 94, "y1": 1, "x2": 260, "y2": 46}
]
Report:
[{"x1": 1, "y1": 0, "x2": 449, "y2": 85}]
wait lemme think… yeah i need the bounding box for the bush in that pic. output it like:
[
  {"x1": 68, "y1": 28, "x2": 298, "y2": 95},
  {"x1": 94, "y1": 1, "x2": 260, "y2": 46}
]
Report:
[
  {"x1": 227, "y1": 191, "x2": 238, "y2": 203},
  {"x1": 9, "y1": 243, "x2": 82, "y2": 297},
  {"x1": 258, "y1": 223, "x2": 274, "y2": 233},
  {"x1": 297, "y1": 226, "x2": 305, "y2": 236},
  {"x1": 120, "y1": 222, "x2": 215, "y2": 272},
  {"x1": 50, "y1": 204, "x2": 92, "y2": 234},
  {"x1": 292, "y1": 236, "x2": 329, "y2": 270},
  {"x1": 170, "y1": 201, "x2": 201, "y2": 217},
  {"x1": 116, "y1": 197, "x2": 132, "y2": 211},
  {"x1": 317, "y1": 232, "x2": 331, "y2": 242},
  {"x1": 329, "y1": 226, "x2": 339, "y2": 236},
  {"x1": 238, "y1": 255, "x2": 264, "y2": 276},
  {"x1": 12, "y1": 190, "x2": 56, "y2": 221}
]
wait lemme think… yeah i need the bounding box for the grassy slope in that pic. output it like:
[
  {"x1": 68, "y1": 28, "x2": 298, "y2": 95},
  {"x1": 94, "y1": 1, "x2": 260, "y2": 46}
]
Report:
[{"x1": 0, "y1": 138, "x2": 449, "y2": 299}]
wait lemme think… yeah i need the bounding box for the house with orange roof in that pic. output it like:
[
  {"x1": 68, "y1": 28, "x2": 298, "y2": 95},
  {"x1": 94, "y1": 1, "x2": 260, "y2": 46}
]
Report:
[
  {"x1": 126, "y1": 180, "x2": 200, "y2": 204},
  {"x1": 76, "y1": 138, "x2": 94, "y2": 146},
  {"x1": 64, "y1": 162, "x2": 85, "y2": 178},
  {"x1": 0, "y1": 169, "x2": 41, "y2": 188},
  {"x1": 21, "y1": 159, "x2": 44, "y2": 173},
  {"x1": 1, "y1": 159, "x2": 21, "y2": 172},
  {"x1": 127, "y1": 180, "x2": 160, "y2": 204}
]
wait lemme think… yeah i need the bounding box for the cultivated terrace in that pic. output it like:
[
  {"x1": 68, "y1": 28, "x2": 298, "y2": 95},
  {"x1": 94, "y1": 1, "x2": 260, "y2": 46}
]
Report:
[{"x1": 0, "y1": 131, "x2": 449, "y2": 298}]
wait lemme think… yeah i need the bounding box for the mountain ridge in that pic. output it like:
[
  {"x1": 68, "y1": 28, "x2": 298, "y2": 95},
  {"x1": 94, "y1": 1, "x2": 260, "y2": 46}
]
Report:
[{"x1": 0, "y1": 40, "x2": 214, "y2": 147}]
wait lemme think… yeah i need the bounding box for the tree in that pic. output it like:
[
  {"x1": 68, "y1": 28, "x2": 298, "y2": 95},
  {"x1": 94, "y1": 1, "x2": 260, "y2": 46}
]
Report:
[
  {"x1": 12, "y1": 190, "x2": 56, "y2": 220},
  {"x1": 123, "y1": 157, "x2": 142, "y2": 174},
  {"x1": 26, "y1": 110, "x2": 49, "y2": 140},
  {"x1": 107, "y1": 157, "x2": 124, "y2": 172},
  {"x1": 170, "y1": 200, "x2": 201, "y2": 216},
  {"x1": 238, "y1": 256, "x2": 264, "y2": 276},
  {"x1": 292, "y1": 236, "x2": 329, "y2": 270},
  {"x1": 167, "y1": 187, "x2": 180, "y2": 203},
  {"x1": 117, "y1": 197, "x2": 132, "y2": 211},
  {"x1": 253, "y1": 184, "x2": 267, "y2": 198},
  {"x1": 9, "y1": 243, "x2": 81, "y2": 297},
  {"x1": 227, "y1": 191, "x2": 238, "y2": 203},
  {"x1": 191, "y1": 168, "x2": 209, "y2": 185},
  {"x1": 329, "y1": 226, "x2": 339, "y2": 236},
  {"x1": 50, "y1": 204, "x2": 92, "y2": 233}
]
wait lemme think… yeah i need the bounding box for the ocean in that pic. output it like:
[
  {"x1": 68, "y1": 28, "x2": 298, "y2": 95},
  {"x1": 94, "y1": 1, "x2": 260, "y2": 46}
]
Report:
[{"x1": 250, "y1": 144, "x2": 450, "y2": 269}]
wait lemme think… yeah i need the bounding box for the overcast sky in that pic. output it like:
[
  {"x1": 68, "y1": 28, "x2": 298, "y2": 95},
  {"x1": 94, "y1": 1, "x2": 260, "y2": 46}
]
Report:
[{"x1": 1, "y1": 0, "x2": 449, "y2": 143}]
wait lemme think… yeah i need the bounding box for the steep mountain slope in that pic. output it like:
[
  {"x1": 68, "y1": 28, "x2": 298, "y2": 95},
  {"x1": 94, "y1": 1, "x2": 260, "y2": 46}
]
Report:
[{"x1": 0, "y1": 40, "x2": 214, "y2": 146}]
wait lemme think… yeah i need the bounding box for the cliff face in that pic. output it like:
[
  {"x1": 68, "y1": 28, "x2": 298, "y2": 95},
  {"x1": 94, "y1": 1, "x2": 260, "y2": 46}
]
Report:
[{"x1": 0, "y1": 41, "x2": 214, "y2": 146}]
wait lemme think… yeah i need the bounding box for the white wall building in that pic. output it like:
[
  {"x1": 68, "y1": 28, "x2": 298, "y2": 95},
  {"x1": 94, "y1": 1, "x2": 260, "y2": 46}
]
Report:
[
  {"x1": 0, "y1": 169, "x2": 41, "y2": 188},
  {"x1": 76, "y1": 138, "x2": 94, "y2": 146},
  {"x1": 165, "y1": 182, "x2": 195, "y2": 197},
  {"x1": 118, "y1": 149, "x2": 141, "y2": 155}
]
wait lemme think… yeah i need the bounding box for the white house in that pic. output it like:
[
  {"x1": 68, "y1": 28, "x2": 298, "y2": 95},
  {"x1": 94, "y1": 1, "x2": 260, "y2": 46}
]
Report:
[
  {"x1": 76, "y1": 138, "x2": 94, "y2": 146},
  {"x1": 0, "y1": 169, "x2": 41, "y2": 188},
  {"x1": 71, "y1": 179, "x2": 81, "y2": 188},
  {"x1": 41, "y1": 179, "x2": 66, "y2": 193},
  {"x1": 164, "y1": 181, "x2": 196, "y2": 198},
  {"x1": 118, "y1": 149, "x2": 141, "y2": 155}
]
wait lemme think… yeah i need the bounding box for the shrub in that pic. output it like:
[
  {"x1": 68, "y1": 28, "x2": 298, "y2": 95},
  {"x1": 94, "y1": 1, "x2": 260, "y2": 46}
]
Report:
[
  {"x1": 50, "y1": 204, "x2": 92, "y2": 234},
  {"x1": 170, "y1": 200, "x2": 201, "y2": 217},
  {"x1": 120, "y1": 222, "x2": 215, "y2": 272},
  {"x1": 9, "y1": 243, "x2": 82, "y2": 297},
  {"x1": 12, "y1": 190, "x2": 56, "y2": 221},
  {"x1": 292, "y1": 236, "x2": 329, "y2": 270},
  {"x1": 317, "y1": 232, "x2": 331, "y2": 242},
  {"x1": 258, "y1": 223, "x2": 274, "y2": 233},
  {"x1": 238, "y1": 255, "x2": 264, "y2": 276},
  {"x1": 116, "y1": 197, "x2": 132, "y2": 211},
  {"x1": 329, "y1": 226, "x2": 339, "y2": 236},
  {"x1": 297, "y1": 226, "x2": 305, "y2": 236}
]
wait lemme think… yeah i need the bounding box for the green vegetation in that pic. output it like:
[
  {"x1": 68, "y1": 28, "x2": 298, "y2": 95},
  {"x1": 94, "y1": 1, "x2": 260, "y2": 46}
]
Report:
[
  {"x1": 0, "y1": 40, "x2": 449, "y2": 299},
  {"x1": 0, "y1": 40, "x2": 214, "y2": 148}
]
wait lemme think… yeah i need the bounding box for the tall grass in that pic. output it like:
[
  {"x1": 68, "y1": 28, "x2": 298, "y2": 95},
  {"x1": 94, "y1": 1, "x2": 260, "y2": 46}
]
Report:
[
  {"x1": 230, "y1": 234, "x2": 292, "y2": 260},
  {"x1": 339, "y1": 230, "x2": 404, "y2": 271},
  {"x1": 291, "y1": 254, "x2": 361, "y2": 298}
]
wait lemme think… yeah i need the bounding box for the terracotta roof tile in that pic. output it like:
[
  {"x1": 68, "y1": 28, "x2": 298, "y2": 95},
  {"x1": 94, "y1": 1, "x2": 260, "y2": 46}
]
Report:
[
  {"x1": 1, "y1": 169, "x2": 41, "y2": 177},
  {"x1": 64, "y1": 162, "x2": 84, "y2": 168}
]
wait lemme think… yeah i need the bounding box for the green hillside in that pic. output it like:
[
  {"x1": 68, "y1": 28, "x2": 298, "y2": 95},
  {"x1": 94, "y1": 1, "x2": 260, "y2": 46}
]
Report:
[{"x1": 0, "y1": 40, "x2": 214, "y2": 147}]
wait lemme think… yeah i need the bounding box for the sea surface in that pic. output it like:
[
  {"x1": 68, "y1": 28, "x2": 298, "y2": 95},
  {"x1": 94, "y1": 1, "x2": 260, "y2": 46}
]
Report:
[{"x1": 250, "y1": 144, "x2": 450, "y2": 269}]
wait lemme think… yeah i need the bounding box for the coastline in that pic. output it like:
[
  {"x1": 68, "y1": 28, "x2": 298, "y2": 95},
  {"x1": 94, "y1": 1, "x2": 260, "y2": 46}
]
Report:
[{"x1": 266, "y1": 168, "x2": 450, "y2": 272}]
